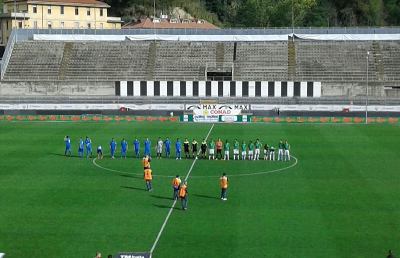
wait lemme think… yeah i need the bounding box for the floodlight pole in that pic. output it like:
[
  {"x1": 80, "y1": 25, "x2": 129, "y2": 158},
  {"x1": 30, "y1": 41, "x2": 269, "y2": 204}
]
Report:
[
  {"x1": 153, "y1": 0, "x2": 156, "y2": 42},
  {"x1": 291, "y1": 0, "x2": 294, "y2": 36},
  {"x1": 365, "y1": 51, "x2": 369, "y2": 124}
]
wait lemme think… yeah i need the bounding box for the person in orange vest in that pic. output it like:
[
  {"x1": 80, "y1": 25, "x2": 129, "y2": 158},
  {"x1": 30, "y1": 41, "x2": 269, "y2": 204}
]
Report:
[
  {"x1": 142, "y1": 155, "x2": 151, "y2": 170},
  {"x1": 144, "y1": 168, "x2": 153, "y2": 191},
  {"x1": 216, "y1": 138, "x2": 223, "y2": 160},
  {"x1": 179, "y1": 181, "x2": 188, "y2": 210},
  {"x1": 172, "y1": 175, "x2": 181, "y2": 200},
  {"x1": 220, "y1": 173, "x2": 229, "y2": 201}
]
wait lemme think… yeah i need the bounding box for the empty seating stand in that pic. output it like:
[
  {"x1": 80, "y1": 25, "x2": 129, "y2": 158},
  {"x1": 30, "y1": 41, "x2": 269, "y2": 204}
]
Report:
[
  {"x1": 295, "y1": 41, "x2": 376, "y2": 82},
  {"x1": 2, "y1": 39, "x2": 400, "y2": 84},
  {"x1": 3, "y1": 41, "x2": 64, "y2": 81},
  {"x1": 234, "y1": 41, "x2": 288, "y2": 81}
]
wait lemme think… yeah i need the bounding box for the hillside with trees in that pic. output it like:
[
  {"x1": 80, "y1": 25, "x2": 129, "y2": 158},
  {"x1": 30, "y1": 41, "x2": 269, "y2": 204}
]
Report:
[{"x1": 106, "y1": 0, "x2": 400, "y2": 27}]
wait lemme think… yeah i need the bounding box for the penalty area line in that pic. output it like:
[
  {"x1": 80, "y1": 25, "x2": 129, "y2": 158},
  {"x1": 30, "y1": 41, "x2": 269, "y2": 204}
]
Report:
[{"x1": 149, "y1": 123, "x2": 215, "y2": 256}]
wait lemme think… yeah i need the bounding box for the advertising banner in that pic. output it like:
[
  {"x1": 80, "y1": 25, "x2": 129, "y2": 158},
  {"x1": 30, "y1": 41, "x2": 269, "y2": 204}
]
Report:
[
  {"x1": 187, "y1": 104, "x2": 250, "y2": 116},
  {"x1": 193, "y1": 115, "x2": 219, "y2": 123}
]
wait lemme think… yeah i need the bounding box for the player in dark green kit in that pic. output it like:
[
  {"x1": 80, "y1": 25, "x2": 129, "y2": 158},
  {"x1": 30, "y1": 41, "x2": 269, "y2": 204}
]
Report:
[
  {"x1": 248, "y1": 141, "x2": 255, "y2": 160},
  {"x1": 208, "y1": 139, "x2": 215, "y2": 160},
  {"x1": 263, "y1": 143, "x2": 269, "y2": 160},
  {"x1": 269, "y1": 145, "x2": 275, "y2": 160},
  {"x1": 254, "y1": 139, "x2": 262, "y2": 160},
  {"x1": 283, "y1": 140, "x2": 290, "y2": 161},
  {"x1": 224, "y1": 140, "x2": 230, "y2": 160},
  {"x1": 241, "y1": 141, "x2": 247, "y2": 160},
  {"x1": 233, "y1": 139, "x2": 240, "y2": 160},
  {"x1": 278, "y1": 139, "x2": 284, "y2": 161}
]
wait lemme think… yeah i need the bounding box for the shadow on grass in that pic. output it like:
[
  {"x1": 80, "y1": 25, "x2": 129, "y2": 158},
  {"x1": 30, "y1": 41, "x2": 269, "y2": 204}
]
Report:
[
  {"x1": 193, "y1": 193, "x2": 220, "y2": 200},
  {"x1": 153, "y1": 204, "x2": 180, "y2": 210},
  {"x1": 120, "y1": 186, "x2": 146, "y2": 191},
  {"x1": 49, "y1": 153, "x2": 82, "y2": 158},
  {"x1": 151, "y1": 195, "x2": 172, "y2": 200},
  {"x1": 119, "y1": 174, "x2": 140, "y2": 179}
]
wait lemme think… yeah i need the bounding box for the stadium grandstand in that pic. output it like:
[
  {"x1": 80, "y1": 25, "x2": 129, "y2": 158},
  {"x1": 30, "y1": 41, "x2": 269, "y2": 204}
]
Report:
[
  {"x1": 1, "y1": 25, "x2": 400, "y2": 258},
  {"x1": 1, "y1": 28, "x2": 400, "y2": 114}
]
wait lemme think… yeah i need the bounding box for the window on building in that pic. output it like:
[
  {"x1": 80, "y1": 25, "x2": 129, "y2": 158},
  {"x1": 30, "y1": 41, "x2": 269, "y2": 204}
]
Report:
[
  {"x1": 75, "y1": 7, "x2": 79, "y2": 15},
  {"x1": 74, "y1": 22, "x2": 79, "y2": 29},
  {"x1": 33, "y1": 5, "x2": 37, "y2": 13},
  {"x1": 294, "y1": 82, "x2": 301, "y2": 97},
  {"x1": 60, "y1": 21, "x2": 64, "y2": 28},
  {"x1": 60, "y1": 6, "x2": 64, "y2": 15},
  {"x1": 100, "y1": 8, "x2": 103, "y2": 16},
  {"x1": 87, "y1": 23, "x2": 91, "y2": 29},
  {"x1": 33, "y1": 21, "x2": 38, "y2": 28},
  {"x1": 48, "y1": 6, "x2": 51, "y2": 14},
  {"x1": 47, "y1": 21, "x2": 52, "y2": 29},
  {"x1": 18, "y1": 21, "x2": 22, "y2": 28},
  {"x1": 87, "y1": 8, "x2": 90, "y2": 16}
]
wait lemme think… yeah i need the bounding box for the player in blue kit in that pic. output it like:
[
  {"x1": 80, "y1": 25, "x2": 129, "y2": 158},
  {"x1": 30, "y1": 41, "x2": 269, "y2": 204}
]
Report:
[
  {"x1": 144, "y1": 138, "x2": 151, "y2": 157},
  {"x1": 165, "y1": 137, "x2": 171, "y2": 158},
  {"x1": 85, "y1": 136, "x2": 92, "y2": 158},
  {"x1": 175, "y1": 138, "x2": 182, "y2": 160},
  {"x1": 110, "y1": 138, "x2": 117, "y2": 159},
  {"x1": 64, "y1": 136, "x2": 71, "y2": 156},
  {"x1": 133, "y1": 138, "x2": 140, "y2": 158},
  {"x1": 78, "y1": 137, "x2": 84, "y2": 158},
  {"x1": 121, "y1": 138, "x2": 128, "y2": 159}
]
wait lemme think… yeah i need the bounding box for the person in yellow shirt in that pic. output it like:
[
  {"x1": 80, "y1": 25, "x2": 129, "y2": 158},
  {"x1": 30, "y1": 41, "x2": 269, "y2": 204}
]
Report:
[
  {"x1": 144, "y1": 168, "x2": 153, "y2": 191},
  {"x1": 142, "y1": 155, "x2": 151, "y2": 170},
  {"x1": 220, "y1": 173, "x2": 229, "y2": 201},
  {"x1": 172, "y1": 175, "x2": 181, "y2": 200},
  {"x1": 179, "y1": 181, "x2": 188, "y2": 210}
]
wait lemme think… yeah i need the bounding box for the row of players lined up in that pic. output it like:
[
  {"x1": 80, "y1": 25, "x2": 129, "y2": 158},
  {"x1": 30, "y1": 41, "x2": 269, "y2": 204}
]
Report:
[{"x1": 64, "y1": 136, "x2": 291, "y2": 161}]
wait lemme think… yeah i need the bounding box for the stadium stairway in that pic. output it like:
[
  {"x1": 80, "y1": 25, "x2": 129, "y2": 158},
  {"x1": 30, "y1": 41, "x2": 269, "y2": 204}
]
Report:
[
  {"x1": 372, "y1": 41, "x2": 384, "y2": 81},
  {"x1": 288, "y1": 40, "x2": 296, "y2": 80},
  {"x1": 58, "y1": 42, "x2": 73, "y2": 80},
  {"x1": 146, "y1": 42, "x2": 157, "y2": 81}
]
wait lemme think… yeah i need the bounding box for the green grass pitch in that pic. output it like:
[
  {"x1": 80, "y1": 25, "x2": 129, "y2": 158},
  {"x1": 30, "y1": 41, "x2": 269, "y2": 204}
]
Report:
[{"x1": 0, "y1": 121, "x2": 399, "y2": 258}]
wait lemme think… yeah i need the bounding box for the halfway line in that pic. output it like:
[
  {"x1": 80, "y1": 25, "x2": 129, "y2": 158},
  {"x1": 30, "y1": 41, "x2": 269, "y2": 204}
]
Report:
[{"x1": 149, "y1": 123, "x2": 215, "y2": 256}]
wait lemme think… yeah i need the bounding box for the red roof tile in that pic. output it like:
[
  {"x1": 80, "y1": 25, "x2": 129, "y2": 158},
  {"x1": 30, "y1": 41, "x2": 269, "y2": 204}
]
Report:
[{"x1": 123, "y1": 18, "x2": 219, "y2": 30}]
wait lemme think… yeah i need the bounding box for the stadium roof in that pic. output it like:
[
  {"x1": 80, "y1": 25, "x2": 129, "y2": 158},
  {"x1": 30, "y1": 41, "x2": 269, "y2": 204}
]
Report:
[
  {"x1": 5, "y1": 0, "x2": 110, "y2": 8},
  {"x1": 123, "y1": 18, "x2": 219, "y2": 30}
]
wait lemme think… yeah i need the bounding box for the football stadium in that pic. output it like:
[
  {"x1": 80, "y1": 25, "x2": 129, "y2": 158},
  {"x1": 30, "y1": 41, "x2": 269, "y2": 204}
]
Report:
[{"x1": 0, "y1": 1, "x2": 400, "y2": 258}]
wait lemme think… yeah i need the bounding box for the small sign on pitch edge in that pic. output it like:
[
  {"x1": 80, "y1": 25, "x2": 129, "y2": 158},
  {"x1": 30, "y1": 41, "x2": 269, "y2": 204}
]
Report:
[{"x1": 117, "y1": 252, "x2": 150, "y2": 258}]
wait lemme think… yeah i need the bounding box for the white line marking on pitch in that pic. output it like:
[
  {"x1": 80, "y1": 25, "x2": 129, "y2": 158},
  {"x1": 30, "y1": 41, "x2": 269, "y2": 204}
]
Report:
[
  {"x1": 190, "y1": 155, "x2": 299, "y2": 178},
  {"x1": 92, "y1": 155, "x2": 298, "y2": 179},
  {"x1": 93, "y1": 156, "x2": 188, "y2": 178},
  {"x1": 149, "y1": 123, "x2": 215, "y2": 256}
]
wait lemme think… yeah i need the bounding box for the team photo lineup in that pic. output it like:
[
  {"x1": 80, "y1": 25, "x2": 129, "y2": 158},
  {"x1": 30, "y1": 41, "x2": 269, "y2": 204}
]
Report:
[
  {"x1": 64, "y1": 134, "x2": 293, "y2": 212},
  {"x1": 65, "y1": 136, "x2": 291, "y2": 161}
]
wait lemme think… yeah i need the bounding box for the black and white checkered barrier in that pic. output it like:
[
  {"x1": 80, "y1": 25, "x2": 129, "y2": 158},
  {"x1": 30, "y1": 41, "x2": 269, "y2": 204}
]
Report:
[{"x1": 115, "y1": 81, "x2": 321, "y2": 98}]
